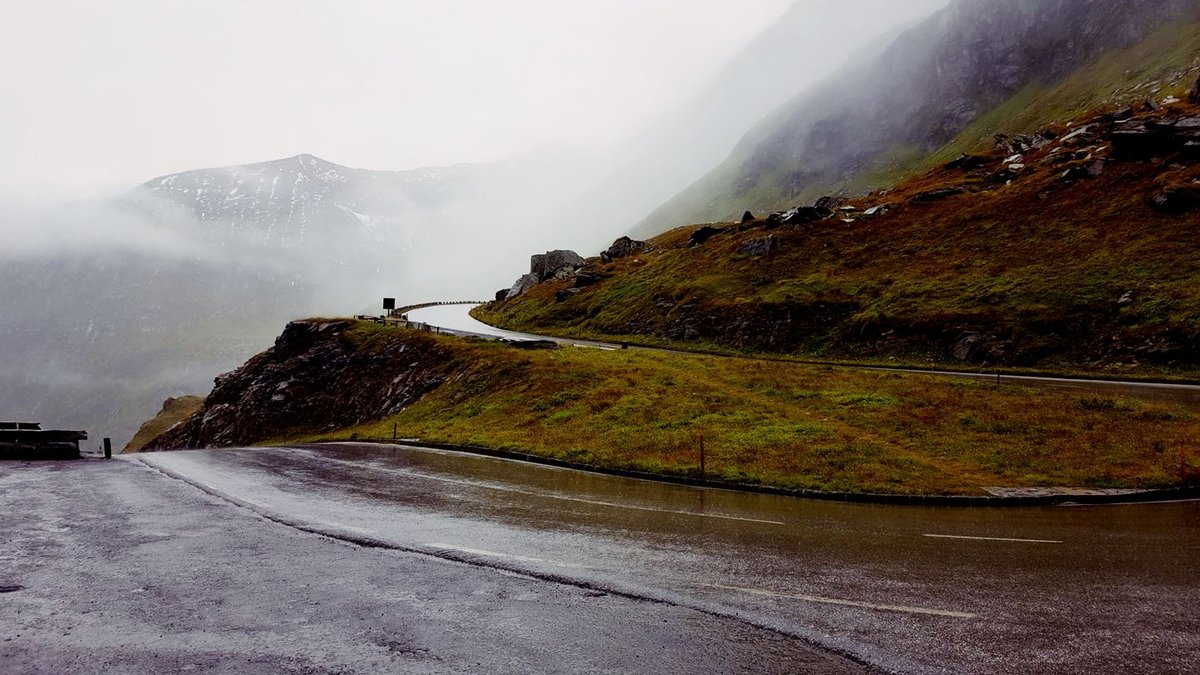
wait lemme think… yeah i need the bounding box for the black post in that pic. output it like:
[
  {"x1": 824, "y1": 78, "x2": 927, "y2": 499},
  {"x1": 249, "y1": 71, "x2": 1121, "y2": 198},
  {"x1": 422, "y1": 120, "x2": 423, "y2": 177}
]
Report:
[
  {"x1": 392, "y1": 423, "x2": 397, "y2": 441},
  {"x1": 699, "y1": 438, "x2": 706, "y2": 478},
  {"x1": 103, "y1": 438, "x2": 112, "y2": 459}
]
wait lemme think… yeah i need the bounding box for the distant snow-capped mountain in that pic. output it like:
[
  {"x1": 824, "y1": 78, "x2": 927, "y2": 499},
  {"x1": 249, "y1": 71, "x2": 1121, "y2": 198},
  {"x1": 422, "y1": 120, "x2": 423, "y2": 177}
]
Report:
[{"x1": 126, "y1": 153, "x2": 480, "y2": 251}]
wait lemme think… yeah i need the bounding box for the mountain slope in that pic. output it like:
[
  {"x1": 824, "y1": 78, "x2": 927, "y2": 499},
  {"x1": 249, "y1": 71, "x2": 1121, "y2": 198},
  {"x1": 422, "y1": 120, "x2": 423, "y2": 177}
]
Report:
[
  {"x1": 480, "y1": 97, "x2": 1200, "y2": 374},
  {"x1": 637, "y1": 0, "x2": 1200, "y2": 236}
]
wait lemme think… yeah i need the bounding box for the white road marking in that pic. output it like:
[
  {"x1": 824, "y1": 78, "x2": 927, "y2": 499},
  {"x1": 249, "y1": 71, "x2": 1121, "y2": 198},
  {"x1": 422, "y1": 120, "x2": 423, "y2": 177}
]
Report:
[
  {"x1": 706, "y1": 583, "x2": 977, "y2": 618},
  {"x1": 923, "y1": 534, "x2": 1063, "y2": 544},
  {"x1": 301, "y1": 449, "x2": 784, "y2": 525},
  {"x1": 425, "y1": 543, "x2": 589, "y2": 569}
]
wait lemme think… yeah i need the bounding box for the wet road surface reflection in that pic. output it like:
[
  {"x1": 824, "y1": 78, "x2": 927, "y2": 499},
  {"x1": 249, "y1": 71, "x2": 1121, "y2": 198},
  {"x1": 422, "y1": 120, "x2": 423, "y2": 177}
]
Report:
[{"x1": 137, "y1": 444, "x2": 1200, "y2": 673}]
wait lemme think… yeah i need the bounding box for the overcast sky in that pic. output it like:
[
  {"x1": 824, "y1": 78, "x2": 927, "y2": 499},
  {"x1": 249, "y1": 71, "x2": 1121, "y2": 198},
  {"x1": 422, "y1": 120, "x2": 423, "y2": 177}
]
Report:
[
  {"x1": 1, "y1": 0, "x2": 802, "y2": 193},
  {"x1": 0, "y1": 1, "x2": 952, "y2": 196}
]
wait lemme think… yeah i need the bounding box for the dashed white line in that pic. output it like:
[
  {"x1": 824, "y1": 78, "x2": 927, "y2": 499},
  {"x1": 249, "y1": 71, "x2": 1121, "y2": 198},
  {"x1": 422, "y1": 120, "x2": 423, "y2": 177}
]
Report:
[
  {"x1": 923, "y1": 534, "x2": 1063, "y2": 544},
  {"x1": 706, "y1": 583, "x2": 977, "y2": 618}
]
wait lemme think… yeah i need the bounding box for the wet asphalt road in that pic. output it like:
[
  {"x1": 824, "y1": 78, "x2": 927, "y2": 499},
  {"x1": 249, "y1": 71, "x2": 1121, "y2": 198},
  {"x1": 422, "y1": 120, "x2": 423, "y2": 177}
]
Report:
[
  {"x1": 0, "y1": 459, "x2": 861, "y2": 674},
  {"x1": 120, "y1": 444, "x2": 1200, "y2": 673}
]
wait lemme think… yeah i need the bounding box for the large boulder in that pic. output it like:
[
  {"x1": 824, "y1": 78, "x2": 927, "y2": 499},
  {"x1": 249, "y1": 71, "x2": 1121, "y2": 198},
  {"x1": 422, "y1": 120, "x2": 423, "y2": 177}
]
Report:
[
  {"x1": 531, "y1": 250, "x2": 586, "y2": 281},
  {"x1": 600, "y1": 237, "x2": 646, "y2": 263},
  {"x1": 505, "y1": 273, "x2": 540, "y2": 300},
  {"x1": 737, "y1": 236, "x2": 777, "y2": 257},
  {"x1": 687, "y1": 225, "x2": 724, "y2": 247}
]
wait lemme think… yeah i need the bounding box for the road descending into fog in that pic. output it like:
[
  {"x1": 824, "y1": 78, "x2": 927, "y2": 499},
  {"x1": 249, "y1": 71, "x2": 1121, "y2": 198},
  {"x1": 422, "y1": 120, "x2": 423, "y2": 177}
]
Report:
[
  {"x1": 131, "y1": 444, "x2": 1199, "y2": 673},
  {"x1": 406, "y1": 304, "x2": 1200, "y2": 406}
]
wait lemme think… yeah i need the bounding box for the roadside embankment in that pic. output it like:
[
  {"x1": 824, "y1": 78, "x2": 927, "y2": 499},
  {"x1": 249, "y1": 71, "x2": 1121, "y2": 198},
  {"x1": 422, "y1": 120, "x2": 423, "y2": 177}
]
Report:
[{"x1": 145, "y1": 319, "x2": 1200, "y2": 497}]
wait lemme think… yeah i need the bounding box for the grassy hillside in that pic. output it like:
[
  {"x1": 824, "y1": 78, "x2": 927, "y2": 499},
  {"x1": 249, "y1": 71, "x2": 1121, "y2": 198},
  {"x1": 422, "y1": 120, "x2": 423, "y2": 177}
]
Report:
[
  {"x1": 481, "y1": 100, "x2": 1200, "y2": 376},
  {"x1": 638, "y1": 16, "x2": 1200, "y2": 237},
  {"x1": 211, "y1": 322, "x2": 1200, "y2": 496},
  {"x1": 124, "y1": 396, "x2": 205, "y2": 453}
]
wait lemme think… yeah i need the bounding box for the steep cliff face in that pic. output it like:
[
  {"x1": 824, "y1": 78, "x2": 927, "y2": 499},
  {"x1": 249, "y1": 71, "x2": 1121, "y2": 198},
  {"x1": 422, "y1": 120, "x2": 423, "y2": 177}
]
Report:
[
  {"x1": 638, "y1": 0, "x2": 1200, "y2": 234},
  {"x1": 147, "y1": 321, "x2": 459, "y2": 449}
]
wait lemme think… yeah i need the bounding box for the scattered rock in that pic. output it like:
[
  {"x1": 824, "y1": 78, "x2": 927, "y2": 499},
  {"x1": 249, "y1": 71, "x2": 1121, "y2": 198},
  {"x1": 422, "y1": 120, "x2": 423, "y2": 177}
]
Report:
[
  {"x1": 688, "y1": 225, "x2": 724, "y2": 247},
  {"x1": 555, "y1": 287, "x2": 583, "y2": 303},
  {"x1": 1060, "y1": 160, "x2": 1105, "y2": 182},
  {"x1": 741, "y1": 211, "x2": 756, "y2": 224},
  {"x1": 863, "y1": 204, "x2": 891, "y2": 217},
  {"x1": 952, "y1": 332, "x2": 982, "y2": 361},
  {"x1": 813, "y1": 196, "x2": 847, "y2": 212},
  {"x1": 574, "y1": 272, "x2": 604, "y2": 288},
  {"x1": 1149, "y1": 184, "x2": 1200, "y2": 213},
  {"x1": 945, "y1": 154, "x2": 991, "y2": 171},
  {"x1": 1191, "y1": 75, "x2": 1200, "y2": 103},
  {"x1": 995, "y1": 133, "x2": 1034, "y2": 155},
  {"x1": 780, "y1": 206, "x2": 827, "y2": 225},
  {"x1": 494, "y1": 289, "x2": 509, "y2": 302},
  {"x1": 911, "y1": 186, "x2": 965, "y2": 203},
  {"x1": 1118, "y1": 291, "x2": 1135, "y2": 306},
  {"x1": 600, "y1": 236, "x2": 646, "y2": 263},
  {"x1": 737, "y1": 236, "x2": 777, "y2": 257},
  {"x1": 1058, "y1": 125, "x2": 1095, "y2": 145}
]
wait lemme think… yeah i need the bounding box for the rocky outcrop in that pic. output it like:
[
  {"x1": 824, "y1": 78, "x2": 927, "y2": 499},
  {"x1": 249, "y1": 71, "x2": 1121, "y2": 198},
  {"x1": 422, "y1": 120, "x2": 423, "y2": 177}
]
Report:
[
  {"x1": 531, "y1": 250, "x2": 586, "y2": 281},
  {"x1": 1191, "y1": 74, "x2": 1200, "y2": 103},
  {"x1": 146, "y1": 320, "x2": 458, "y2": 449},
  {"x1": 1109, "y1": 117, "x2": 1200, "y2": 160},
  {"x1": 503, "y1": 250, "x2": 587, "y2": 299}
]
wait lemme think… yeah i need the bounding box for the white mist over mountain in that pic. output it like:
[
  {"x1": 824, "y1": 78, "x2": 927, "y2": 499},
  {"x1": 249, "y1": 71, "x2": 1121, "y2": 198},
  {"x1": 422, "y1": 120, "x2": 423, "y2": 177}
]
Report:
[{"x1": 0, "y1": 1, "x2": 951, "y2": 445}]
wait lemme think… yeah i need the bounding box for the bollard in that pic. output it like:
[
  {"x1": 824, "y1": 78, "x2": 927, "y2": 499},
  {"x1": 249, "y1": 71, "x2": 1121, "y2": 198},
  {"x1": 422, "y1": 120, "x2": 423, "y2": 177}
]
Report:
[
  {"x1": 699, "y1": 438, "x2": 705, "y2": 478},
  {"x1": 103, "y1": 438, "x2": 112, "y2": 459},
  {"x1": 393, "y1": 422, "x2": 398, "y2": 441}
]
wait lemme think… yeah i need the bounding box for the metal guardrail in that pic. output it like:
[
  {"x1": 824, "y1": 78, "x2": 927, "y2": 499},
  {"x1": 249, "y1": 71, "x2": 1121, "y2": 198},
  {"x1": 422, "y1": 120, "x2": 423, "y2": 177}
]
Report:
[{"x1": 388, "y1": 300, "x2": 486, "y2": 318}]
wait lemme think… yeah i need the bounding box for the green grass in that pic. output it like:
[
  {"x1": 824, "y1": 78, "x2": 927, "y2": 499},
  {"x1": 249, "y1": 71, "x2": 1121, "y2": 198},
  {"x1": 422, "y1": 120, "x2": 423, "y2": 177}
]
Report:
[
  {"x1": 481, "y1": 90, "x2": 1200, "y2": 378},
  {"x1": 278, "y1": 324, "x2": 1200, "y2": 496}
]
